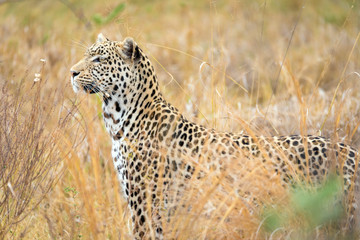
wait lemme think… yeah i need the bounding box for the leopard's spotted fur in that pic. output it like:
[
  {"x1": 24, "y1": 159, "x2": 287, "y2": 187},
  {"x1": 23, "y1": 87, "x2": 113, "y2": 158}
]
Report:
[{"x1": 71, "y1": 33, "x2": 360, "y2": 239}]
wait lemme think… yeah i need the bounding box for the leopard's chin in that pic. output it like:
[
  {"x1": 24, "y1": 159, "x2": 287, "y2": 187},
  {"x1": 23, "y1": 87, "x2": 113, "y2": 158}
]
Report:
[
  {"x1": 82, "y1": 83, "x2": 100, "y2": 94},
  {"x1": 71, "y1": 77, "x2": 80, "y2": 93}
]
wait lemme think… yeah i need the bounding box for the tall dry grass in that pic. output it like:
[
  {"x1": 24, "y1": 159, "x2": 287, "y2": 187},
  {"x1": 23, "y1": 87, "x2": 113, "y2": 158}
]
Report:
[
  {"x1": 0, "y1": 0, "x2": 359, "y2": 239},
  {"x1": 0, "y1": 73, "x2": 71, "y2": 238}
]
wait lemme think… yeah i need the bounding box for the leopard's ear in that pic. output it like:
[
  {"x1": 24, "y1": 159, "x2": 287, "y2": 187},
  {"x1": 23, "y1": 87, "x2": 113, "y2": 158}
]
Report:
[
  {"x1": 117, "y1": 37, "x2": 140, "y2": 62},
  {"x1": 97, "y1": 33, "x2": 109, "y2": 43}
]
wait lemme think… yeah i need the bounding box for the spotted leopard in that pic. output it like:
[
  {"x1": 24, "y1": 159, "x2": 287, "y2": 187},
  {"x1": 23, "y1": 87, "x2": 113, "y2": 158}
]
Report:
[{"x1": 70, "y1": 33, "x2": 360, "y2": 239}]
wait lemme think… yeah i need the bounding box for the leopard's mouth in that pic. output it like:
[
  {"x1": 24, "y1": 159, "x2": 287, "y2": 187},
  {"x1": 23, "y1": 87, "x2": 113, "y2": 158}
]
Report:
[
  {"x1": 82, "y1": 83, "x2": 100, "y2": 94},
  {"x1": 71, "y1": 74, "x2": 100, "y2": 94}
]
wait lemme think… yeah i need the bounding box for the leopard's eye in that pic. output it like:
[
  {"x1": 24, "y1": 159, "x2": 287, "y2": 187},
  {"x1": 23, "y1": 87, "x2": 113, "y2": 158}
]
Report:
[
  {"x1": 92, "y1": 56, "x2": 101, "y2": 63},
  {"x1": 91, "y1": 55, "x2": 107, "y2": 63}
]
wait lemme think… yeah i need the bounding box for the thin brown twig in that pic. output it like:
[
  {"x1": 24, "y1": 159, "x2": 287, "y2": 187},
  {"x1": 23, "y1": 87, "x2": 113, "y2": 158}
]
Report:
[{"x1": 58, "y1": 0, "x2": 92, "y2": 30}]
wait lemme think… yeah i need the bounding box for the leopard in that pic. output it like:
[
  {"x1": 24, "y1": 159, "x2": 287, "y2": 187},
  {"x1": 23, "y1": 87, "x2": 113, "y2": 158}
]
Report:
[{"x1": 70, "y1": 33, "x2": 360, "y2": 239}]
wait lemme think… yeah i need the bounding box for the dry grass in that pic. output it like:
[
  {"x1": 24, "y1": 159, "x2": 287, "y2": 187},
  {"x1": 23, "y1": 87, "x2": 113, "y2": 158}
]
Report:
[{"x1": 0, "y1": 0, "x2": 359, "y2": 239}]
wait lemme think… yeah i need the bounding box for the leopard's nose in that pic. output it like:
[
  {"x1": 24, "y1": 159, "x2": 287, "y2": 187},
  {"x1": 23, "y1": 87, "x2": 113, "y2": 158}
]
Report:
[{"x1": 71, "y1": 70, "x2": 80, "y2": 78}]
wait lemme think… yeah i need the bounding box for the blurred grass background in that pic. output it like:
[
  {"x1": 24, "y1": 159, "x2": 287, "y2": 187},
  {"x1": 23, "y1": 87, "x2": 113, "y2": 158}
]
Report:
[{"x1": 0, "y1": 0, "x2": 359, "y2": 239}]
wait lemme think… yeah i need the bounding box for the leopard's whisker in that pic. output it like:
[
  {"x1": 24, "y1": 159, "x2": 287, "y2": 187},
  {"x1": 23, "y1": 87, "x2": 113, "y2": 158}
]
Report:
[
  {"x1": 76, "y1": 78, "x2": 93, "y2": 83},
  {"x1": 71, "y1": 39, "x2": 89, "y2": 50}
]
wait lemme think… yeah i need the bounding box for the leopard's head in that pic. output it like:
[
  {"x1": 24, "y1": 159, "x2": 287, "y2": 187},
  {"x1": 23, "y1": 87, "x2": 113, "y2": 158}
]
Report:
[{"x1": 70, "y1": 33, "x2": 141, "y2": 96}]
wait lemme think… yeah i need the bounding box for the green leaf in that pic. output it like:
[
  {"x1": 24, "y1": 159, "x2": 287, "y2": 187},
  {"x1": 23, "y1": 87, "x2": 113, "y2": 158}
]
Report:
[
  {"x1": 261, "y1": 176, "x2": 345, "y2": 237},
  {"x1": 92, "y1": 3, "x2": 125, "y2": 25},
  {"x1": 92, "y1": 14, "x2": 104, "y2": 25},
  {"x1": 291, "y1": 176, "x2": 344, "y2": 226},
  {"x1": 104, "y1": 3, "x2": 125, "y2": 23}
]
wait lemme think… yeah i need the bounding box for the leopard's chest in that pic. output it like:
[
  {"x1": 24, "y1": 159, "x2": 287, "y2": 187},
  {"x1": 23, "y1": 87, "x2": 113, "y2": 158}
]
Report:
[{"x1": 111, "y1": 141, "x2": 130, "y2": 198}]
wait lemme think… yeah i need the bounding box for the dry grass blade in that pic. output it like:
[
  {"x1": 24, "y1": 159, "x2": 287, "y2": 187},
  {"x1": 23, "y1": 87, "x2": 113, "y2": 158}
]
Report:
[{"x1": 320, "y1": 32, "x2": 360, "y2": 132}]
